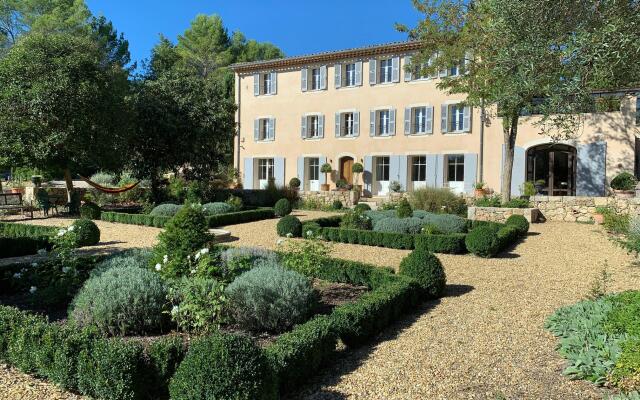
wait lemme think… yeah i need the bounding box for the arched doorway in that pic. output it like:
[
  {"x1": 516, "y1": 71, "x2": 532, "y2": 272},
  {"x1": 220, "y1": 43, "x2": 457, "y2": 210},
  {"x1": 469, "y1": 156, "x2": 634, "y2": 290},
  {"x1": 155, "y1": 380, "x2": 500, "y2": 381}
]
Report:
[
  {"x1": 339, "y1": 156, "x2": 354, "y2": 185},
  {"x1": 526, "y1": 144, "x2": 577, "y2": 196}
]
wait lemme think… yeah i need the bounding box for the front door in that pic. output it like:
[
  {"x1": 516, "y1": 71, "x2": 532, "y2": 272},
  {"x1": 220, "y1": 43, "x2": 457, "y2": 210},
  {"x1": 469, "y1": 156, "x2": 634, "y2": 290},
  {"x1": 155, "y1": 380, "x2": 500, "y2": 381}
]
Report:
[
  {"x1": 340, "y1": 157, "x2": 354, "y2": 185},
  {"x1": 307, "y1": 157, "x2": 320, "y2": 191},
  {"x1": 375, "y1": 156, "x2": 390, "y2": 195},
  {"x1": 526, "y1": 144, "x2": 576, "y2": 196}
]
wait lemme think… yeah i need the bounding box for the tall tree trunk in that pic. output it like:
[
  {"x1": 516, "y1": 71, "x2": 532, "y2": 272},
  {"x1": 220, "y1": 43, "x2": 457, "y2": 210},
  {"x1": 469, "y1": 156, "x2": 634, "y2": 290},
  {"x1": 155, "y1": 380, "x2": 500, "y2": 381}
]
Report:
[
  {"x1": 501, "y1": 114, "x2": 519, "y2": 202},
  {"x1": 64, "y1": 168, "x2": 75, "y2": 203}
]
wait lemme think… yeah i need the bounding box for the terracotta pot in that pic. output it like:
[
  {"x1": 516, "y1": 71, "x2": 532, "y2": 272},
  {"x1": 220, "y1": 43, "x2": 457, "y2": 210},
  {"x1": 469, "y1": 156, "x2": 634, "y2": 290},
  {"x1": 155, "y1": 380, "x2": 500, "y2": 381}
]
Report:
[
  {"x1": 613, "y1": 190, "x2": 635, "y2": 199},
  {"x1": 474, "y1": 189, "x2": 485, "y2": 198},
  {"x1": 593, "y1": 213, "x2": 605, "y2": 225},
  {"x1": 320, "y1": 184, "x2": 330, "y2": 192},
  {"x1": 10, "y1": 188, "x2": 24, "y2": 194}
]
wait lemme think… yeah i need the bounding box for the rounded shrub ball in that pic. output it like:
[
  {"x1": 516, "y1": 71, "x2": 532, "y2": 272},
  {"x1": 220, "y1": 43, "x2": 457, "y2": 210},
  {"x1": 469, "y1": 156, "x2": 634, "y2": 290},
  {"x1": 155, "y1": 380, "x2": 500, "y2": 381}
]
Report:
[
  {"x1": 169, "y1": 333, "x2": 274, "y2": 400},
  {"x1": 150, "y1": 203, "x2": 183, "y2": 217},
  {"x1": 274, "y1": 198, "x2": 292, "y2": 217},
  {"x1": 289, "y1": 177, "x2": 301, "y2": 189},
  {"x1": 225, "y1": 264, "x2": 317, "y2": 332},
  {"x1": 399, "y1": 250, "x2": 446, "y2": 298},
  {"x1": 332, "y1": 200, "x2": 343, "y2": 210},
  {"x1": 276, "y1": 215, "x2": 302, "y2": 237},
  {"x1": 506, "y1": 214, "x2": 529, "y2": 236},
  {"x1": 71, "y1": 219, "x2": 100, "y2": 246},
  {"x1": 354, "y1": 203, "x2": 371, "y2": 212},
  {"x1": 465, "y1": 225, "x2": 500, "y2": 258},
  {"x1": 79, "y1": 202, "x2": 101, "y2": 220},
  {"x1": 396, "y1": 198, "x2": 413, "y2": 218},
  {"x1": 69, "y1": 264, "x2": 167, "y2": 336},
  {"x1": 202, "y1": 202, "x2": 233, "y2": 216}
]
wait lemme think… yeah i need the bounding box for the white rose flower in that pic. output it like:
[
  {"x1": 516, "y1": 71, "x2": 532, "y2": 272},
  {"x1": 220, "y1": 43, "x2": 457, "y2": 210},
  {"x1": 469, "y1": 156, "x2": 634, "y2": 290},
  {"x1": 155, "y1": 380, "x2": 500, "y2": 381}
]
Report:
[
  {"x1": 171, "y1": 305, "x2": 179, "y2": 315},
  {"x1": 201, "y1": 248, "x2": 209, "y2": 254},
  {"x1": 67, "y1": 225, "x2": 74, "y2": 232},
  {"x1": 62, "y1": 267, "x2": 70, "y2": 274},
  {"x1": 57, "y1": 229, "x2": 65, "y2": 237},
  {"x1": 37, "y1": 249, "x2": 47, "y2": 256},
  {"x1": 194, "y1": 253, "x2": 201, "y2": 261},
  {"x1": 155, "y1": 263, "x2": 162, "y2": 271},
  {"x1": 190, "y1": 269, "x2": 196, "y2": 274},
  {"x1": 163, "y1": 255, "x2": 169, "y2": 263},
  {"x1": 12, "y1": 272, "x2": 21, "y2": 279},
  {"x1": 29, "y1": 286, "x2": 37, "y2": 294}
]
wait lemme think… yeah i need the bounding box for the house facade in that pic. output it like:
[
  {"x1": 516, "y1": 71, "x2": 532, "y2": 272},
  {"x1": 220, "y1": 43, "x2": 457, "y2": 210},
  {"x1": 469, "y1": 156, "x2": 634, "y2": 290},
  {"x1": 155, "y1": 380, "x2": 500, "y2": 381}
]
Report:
[{"x1": 232, "y1": 41, "x2": 639, "y2": 198}]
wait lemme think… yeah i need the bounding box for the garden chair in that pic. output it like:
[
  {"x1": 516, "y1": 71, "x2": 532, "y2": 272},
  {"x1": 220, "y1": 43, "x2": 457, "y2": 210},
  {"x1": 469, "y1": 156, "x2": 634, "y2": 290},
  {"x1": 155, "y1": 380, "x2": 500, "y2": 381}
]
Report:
[{"x1": 36, "y1": 189, "x2": 57, "y2": 217}]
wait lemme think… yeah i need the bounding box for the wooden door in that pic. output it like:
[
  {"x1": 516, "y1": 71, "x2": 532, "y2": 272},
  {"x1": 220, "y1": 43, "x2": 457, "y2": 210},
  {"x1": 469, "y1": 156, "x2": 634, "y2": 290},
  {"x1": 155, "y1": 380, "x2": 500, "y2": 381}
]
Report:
[{"x1": 340, "y1": 158, "x2": 354, "y2": 184}]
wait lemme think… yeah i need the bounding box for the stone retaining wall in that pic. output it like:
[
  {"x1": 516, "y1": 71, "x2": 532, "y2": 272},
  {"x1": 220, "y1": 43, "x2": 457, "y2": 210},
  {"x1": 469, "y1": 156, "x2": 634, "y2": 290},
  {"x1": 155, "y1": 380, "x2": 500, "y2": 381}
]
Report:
[
  {"x1": 299, "y1": 190, "x2": 359, "y2": 207},
  {"x1": 468, "y1": 207, "x2": 541, "y2": 223},
  {"x1": 531, "y1": 195, "x2": 640, "y2": 222}
]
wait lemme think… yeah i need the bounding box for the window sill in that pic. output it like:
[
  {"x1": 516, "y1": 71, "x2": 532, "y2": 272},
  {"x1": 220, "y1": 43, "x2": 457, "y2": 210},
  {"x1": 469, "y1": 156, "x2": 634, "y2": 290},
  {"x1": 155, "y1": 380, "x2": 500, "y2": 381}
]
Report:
[
  {"x1": 336, "y1": 135, "x2": 358, "y2": 140},
  {"x1": 371, "y1": 135, "x2": 394, "y2": 139},
  {"x1": 372, "y1": 82, "x2": 397, "y2": 87},
  {"x1": 443, "y1": 131, "x2": 471, "y2": 136},
  {"x1": 255, "y1": 139, "x2": 275, "y2": 143},
  {"x1": 303, "y1": 89, "x2": 327, "y2": 93},
  {"x1": 407, "y1": 78, "x2": 436, "y2": 84},
  {"x1": 256, "y1": 93, "x2": 276, "y2": 97},
  {"x1": 336, "y1": 85, "x2": 361, "y2": 90},
  {"x1": 407, "y1": 133, "x2": 432, "y2": 137},
  {"x1": 303, "y1": 137, "x2": 324, "y2": 141}
]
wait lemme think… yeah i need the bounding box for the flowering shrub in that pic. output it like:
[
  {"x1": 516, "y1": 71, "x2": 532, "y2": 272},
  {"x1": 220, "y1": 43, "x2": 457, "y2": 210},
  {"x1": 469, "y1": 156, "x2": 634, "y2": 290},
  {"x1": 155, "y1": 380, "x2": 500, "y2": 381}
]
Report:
[
  {"x1": 167, "y1": 277, "x2": 226, "y2": 333},
  {"x1": 340, "y1": 208, "x2": 372, "y2": 230},
  {"x1": 279, "y1": 234, "x2": 331, "y2": 277}
]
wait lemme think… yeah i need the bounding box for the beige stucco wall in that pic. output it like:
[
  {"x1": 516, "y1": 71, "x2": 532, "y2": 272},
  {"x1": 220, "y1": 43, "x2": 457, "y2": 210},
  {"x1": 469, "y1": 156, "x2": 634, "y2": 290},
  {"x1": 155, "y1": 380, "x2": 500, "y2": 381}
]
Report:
[{"x1": 234, "y1": 53, "x2": 638, "y2": 196}]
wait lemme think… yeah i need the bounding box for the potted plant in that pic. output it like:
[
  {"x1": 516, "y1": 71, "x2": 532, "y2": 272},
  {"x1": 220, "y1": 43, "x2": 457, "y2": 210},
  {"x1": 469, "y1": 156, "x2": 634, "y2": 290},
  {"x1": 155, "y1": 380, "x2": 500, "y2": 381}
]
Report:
[
  {"x1": 389, "y1": 181, "x2": 402, "y2": 193},
  {"x1": 8, "y1": 180, "x2": 25, "y2": 194},
  {"x1": 335, "y1": 179, "x2": 348, "y2": 191},
  {"x1": 31, "y1": 175, "x2": 43, "y2": 188},
  {"x1": 594, "y1": 206, "x2": 609, "y2": 225},
  {"x1": 289, "y1": 177, "x2": 301, "y2": 191},
  {"x1": 352, "y1": 162, "x2": 364, "y2": 194},
  {"x1": 534, "y1": 179, "x2": 546, "y2": 194},
  {"x1": 474, "y1": 182, "x2": 486, "y2": 198},
  {"x1": 320, "y1": 163, "x2": 332, "y2": 191},
  {"x1": 610, "y1": 172, "x2": 637, "y2": 198}
]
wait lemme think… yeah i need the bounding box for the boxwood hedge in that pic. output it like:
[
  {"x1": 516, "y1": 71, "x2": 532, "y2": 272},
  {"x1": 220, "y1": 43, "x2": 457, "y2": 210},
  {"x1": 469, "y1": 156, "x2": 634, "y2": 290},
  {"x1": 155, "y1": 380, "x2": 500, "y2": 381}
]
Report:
[{"x1": 101, "y1": 208, "x2": 275, "y2": 228}]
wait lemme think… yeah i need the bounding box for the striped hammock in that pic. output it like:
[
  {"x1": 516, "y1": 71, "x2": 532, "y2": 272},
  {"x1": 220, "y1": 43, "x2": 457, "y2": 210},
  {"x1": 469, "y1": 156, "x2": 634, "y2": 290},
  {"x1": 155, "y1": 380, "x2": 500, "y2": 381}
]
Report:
[{"x1": 79, "y1": 175, "x2": 141, "y2": 194}]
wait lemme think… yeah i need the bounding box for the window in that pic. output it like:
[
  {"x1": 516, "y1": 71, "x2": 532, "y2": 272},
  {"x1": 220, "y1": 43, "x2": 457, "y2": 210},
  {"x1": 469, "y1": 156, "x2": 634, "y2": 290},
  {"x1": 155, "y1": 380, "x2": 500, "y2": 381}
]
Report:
[
  {"x1": 376, "y1": 156, "x2": 390, "y2": 181},
  {"x1": 343, "y1": 113, "x2": 354, "y2": 136},
  {"x1": 414, "y1": 107, "x2": 427, "y2": 134},
  {"x1": 449, "y1": 104, "x2": 465, "y2": 132},
  {"x1": 449, "y1": 65, "x2": 459, "y2": 77},
  {"x1": 308, "y1": 115, "x2": 319, "y2": 137},
  {"x1": 345, "y1": 63, "x2": 356, "y2": 86},
  {"x1": 254, "y1": 72, "x2": 276, "y2": 96},
  {"x1": 311, "y1": 68, "x2": 321, "y2": 90},
  {"x1": 258, "y1": 158, "x2": 274, "y2": 180},
  {"x1": 380, "y1": 58, "x2": 393, "y2": 83},
  {"x1": 254, "y1": 118, "x2": 274, "y2": 141},
  {"x1": 302, "y1": 114, "x2": 324, "y2": 139},
  {"x1": 412, "y1": 156, "x2": 426, "y2": 182},
  {"x1": 262, "y1": 73, "x2": 272, "y2": 94},
  {"x1": 447, "y1": 155, "x2": 464, "y2": 182},
  {"x1": 308, "y1": 158, "x2": 319, "y2": 181},
  {"x1": 379, "y1": 110, "x2": 390, "y2": 135}
]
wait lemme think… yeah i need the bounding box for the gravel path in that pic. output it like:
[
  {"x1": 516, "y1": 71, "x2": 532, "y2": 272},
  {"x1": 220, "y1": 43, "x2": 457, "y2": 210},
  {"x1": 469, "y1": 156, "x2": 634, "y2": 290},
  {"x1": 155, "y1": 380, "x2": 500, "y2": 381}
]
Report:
[{"x1": 1, "y1": 213, "x2": 638, "y2": 399}]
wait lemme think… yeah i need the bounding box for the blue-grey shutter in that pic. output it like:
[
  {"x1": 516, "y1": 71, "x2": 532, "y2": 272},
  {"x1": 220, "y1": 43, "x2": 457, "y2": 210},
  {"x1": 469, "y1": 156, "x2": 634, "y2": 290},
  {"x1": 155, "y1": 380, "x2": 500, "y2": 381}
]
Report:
[
  {"x1": 426, "y1": 154, "x2": 437, "y2": 187},
  {"x1": 270, "y1": 72, "x2": 277, "y2": 94},
  {"x1": 301, "y1": 116, "x2": 307, "y2": 139},
  {"x1": 335, "y1": 112, "x2": 341, "y2": 137},
  {"x1": 577, "y1": 141, "x2": 607, "y2": 196},
  {"x1": 397, "y1": 155, "x2": 408, "y2": 190},
  {"x1": 355, "y1": 61, "x2": 363, "y2": 86},
  {"x1": 404, "y1": 107, "x2": 411, "y2": 135},
  {"x1": 392, "y1": 56, "x2": 400, "y2": 83},
  {"x1": 243, "y1": 158, "x2": 254, "y2": 189},
  {"x1": 253, "y1": 119, "x2": 259, "y2": 141},
  {"x1": 253, "y1": 74, "x2": 259, "y2": 96},
  {"x1": 369, "y1": 59, "x2": 377, "y2": 85},
  {"x1": 463, "y1": 106, "x2": 471, "y2": 132},
  {"x1": 404, "y1": 56, "x2": 412, "y2": 82},
  {"x1": 441, "y1": 105, "x2": 449, "y2": 133},
  {"x1": 363, "y1": 155, "x2": 373, "y2": 194},
  {"x1": 274, "y1": 157, "x2": 285, "y2": 187},
  {"x1": 369, "y1": 110, "x2": 376, "y2": 136},
  {"x1": 390, "y1": 156, "x2": 400, "y2": 189},
  {"x1": 268, "y1": 118, "x2": 275, "y2": 140},
  {"x1": 334, "y1": 64, "x2": 342, "y2": 88},
  {"x1": 320, "y1": 65, "x2": 327, "y2": 90},
  {"x1": 297, "y1": 157, "x2": 305, "y2": 191},
  {"x1": 435, "y1": 154, "x2": 444, "y2": 188},
  {"x1": 319, "y1": 156, "x2": 327, "y2": 184},
  {"x1": 501, "y1": 145, "x2": 526, "y2": 196},
  {"x1": 389, "y1": 109, "x2": 396, "y2": 136},
  {"x1": 301, "y1": 68, "x2": 308, "y2": 92},
  {"x1": 353, "y1": 111, "x2": 360, "y2": 136},
  {"x1": 463, "y1": 153, "x2": 478, "y2": 194},
  {"x1": 318, "y1": 115, "x2": 325, "y2": 138},
  {"x1": 426, "y1": 106, "x2": 434, "y2": 134}
]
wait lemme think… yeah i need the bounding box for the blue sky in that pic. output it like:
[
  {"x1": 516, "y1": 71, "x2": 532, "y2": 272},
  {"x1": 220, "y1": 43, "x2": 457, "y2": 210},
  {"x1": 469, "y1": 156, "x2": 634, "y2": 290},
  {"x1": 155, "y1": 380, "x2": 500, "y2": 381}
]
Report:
[{"x1": 85, "y1": 1, "x2": 423, "y2": 65}]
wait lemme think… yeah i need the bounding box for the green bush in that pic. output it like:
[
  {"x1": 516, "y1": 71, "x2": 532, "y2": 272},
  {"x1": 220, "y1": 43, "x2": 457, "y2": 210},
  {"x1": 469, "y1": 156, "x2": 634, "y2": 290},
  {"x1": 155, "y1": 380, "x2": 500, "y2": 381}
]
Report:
[
  {"x1": 474, "y1": 194, "x2": 502, "y2": 207},
  {"x1": 225, "y1": 265, "x2": 317, "y2": 333},
  {"x1": 289, "y1": 177, "x2": 301, "y2": 189},
  {"x1": 409, "y1": 187, "x2": 467, "y2": 216},
  {"x1": 421, "y1": 223, "x2": 442, "y2": 235},
  {"x1": 274, "y1": 198, "x2": 292, "y2": 217},
  {"x1": 69, "y1": 264, "x2": 168, "y2": 336},
  {"x1": 206, "y1": 208, "x2": 275, "y2": 227},
  {"x1": 71, "y1": 219, "x2": 101, "y2": 247},
  {"x1": 399, "y1": 250, "x2": 446, "y2": 298},
  {"x1": 419, "y1": 212, "x2": 467, "y2": 234},
  {"x1": 150, "y1": 203, "x2": 183, "y2": 217},
  {"x1": 340, "y1": 208, "x2": 372, "y2": 230},
  {"x1": 322, "y1": 227, "x2": 415, "y2": 249},
  {"x1": 101, "y1": 211, "x2": 170, "y2": 228},
  {"x1": 276, "y1": 215, "x2": 302, "y2": 237},
  {"x1": 503, "y1": 198, "x2": 531, "y2": 208},
  {"x1": 604, "y1": 212, "x2": 630, "y2": 234},
  {"x1": 415, "y1": 233, "x2": 467, "y2": 254},
  {"x1": 146, "y1": 336, "x2": 187, "y2": 399},
  {"x1": 506, "y1": 214, "x2": 530, "y2": 236},
  {"x1": 167, "y1": 277, "x2": 226, "y2": 333},
  {"x1": 373, "y1": 217, "x2": 424, "y2": 234},
  {"x1": 396, "y1": 198, "x2": 413, "y2": 218},
  {"x1": 302, "y1": 222, "x2": 322, "y2": 238},
  {"x1": 169, "y1": 333, "x2": 275, "y2": 400},
  {"x1": 465, "y1": 225, "x2": 500, "y2": 257},
  {"x1": 496, "y1": 225, "x2": 519, "y2": 249},
  {"x1": 353, "y1": 203, "x2": 371, "y2": 212},
  {"x1": 611, "y1": 172, "x2": 638, "y2": 191},
  {"x1": 202, "y1": 202, "x2": 232, "y2": 216},
  {"x1": 332, "y1": 200, "x2": 343, "y2": 210},
  {"x1": 0, "y1": 221, "x2": 57, "y2": 239},
  {"x1": 80, "y1": 202, "x2": 101, "y2": 220},
  {"x1": 90, "y1": 249, "x2": 153, "y2": 278},
  {"x1": 152, "y1": 204, "x2": 212, "y2": 278},
  {"x1": 611, "y1": 338, "x2": 640, "y2": 391},
  {"x1": 604, "y1": 291, "x2": 640, "y2": 337}
]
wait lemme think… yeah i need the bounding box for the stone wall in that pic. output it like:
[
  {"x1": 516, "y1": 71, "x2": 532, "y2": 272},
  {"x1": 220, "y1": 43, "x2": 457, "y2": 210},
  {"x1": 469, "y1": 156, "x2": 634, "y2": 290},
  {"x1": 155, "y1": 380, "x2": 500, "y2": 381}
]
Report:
[
  {"x1": 299, "y1": 190, "x2": 359, "y2": 207},
  {"x1": 532, "y1": 195, "x2": 640, "y2": 222},
  {"x1": 468, "y1": 207, "x2": 541, "y2": 223}
]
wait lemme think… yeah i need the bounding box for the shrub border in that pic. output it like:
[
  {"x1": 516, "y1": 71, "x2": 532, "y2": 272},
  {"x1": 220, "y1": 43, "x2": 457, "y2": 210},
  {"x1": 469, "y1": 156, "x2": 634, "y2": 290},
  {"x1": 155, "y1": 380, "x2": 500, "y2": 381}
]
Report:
[
  {"x1": 101, "y1": 208, "x2": 275, "y2": 228},
  {"x1": 0, "y1": 222, "x2": 57, "y2": 259}
]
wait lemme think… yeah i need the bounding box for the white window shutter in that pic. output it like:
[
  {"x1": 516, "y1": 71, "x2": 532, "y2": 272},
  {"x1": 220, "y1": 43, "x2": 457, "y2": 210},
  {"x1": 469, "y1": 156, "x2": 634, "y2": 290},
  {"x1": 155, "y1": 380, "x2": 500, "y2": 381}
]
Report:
[
  {"x1": 441, "y1": 105, "x2": 449, "y2": 133},
  {"x1": 334, "y1": 64, "x2": 342, "y2": 88},
  {"x1": 404, "y1": 108, "x2": 411, "y2": 135},
  {"x1": 354, "y1": 111, "x2": 360, "y2": 136},
  {"x1": 320, "y1": 65, "x2": 327, "y2": 90},
  {"x1": 335, "y1": 112, "x2": 341, "y2": 137},
  {"x1": 369, "y1": 110, "x2": 376, "y2": 136},
  {"x1": 318, "y1": 115, "x2": 325, "y2": 137},
  {"x1": 270, "y1": 72, "x2": 277, "y2": 94},
  {"x1": 369, "y1": 59, "x2": 377, "y2": 85},
  {"x1": 268, "y1": 118, "x2": 275, "y2": 139},
  {"x1": 301, "y1": 116, "x2": 307, "y2": 138},
  {"x1": 463, "y1": 106, "x2": 472, "y2": 132},
  {"x1": 426, "y1": 106, "x2": 434, "y2": 134},
  {"x1": 254, "y1": 119, "x2": 259, "y2": 141},
  {"x1": 355, "y1": 61, "x2": 363, "y2": 86},
  {"x1": 392, "y1": 57, "x2": 400, "y2": 83},
  {"x1": 253, "y1": 74, "x2": 259, "y2": 96},
  {"x1": 389, "y1": 109, "x2": 396, "y2": 135},
  {"x1": 301, "y1": 68, "x2": 308, "y2": 92},
  {"x1": 404, "y1": 56, "x2": 412, "y2": 82}
]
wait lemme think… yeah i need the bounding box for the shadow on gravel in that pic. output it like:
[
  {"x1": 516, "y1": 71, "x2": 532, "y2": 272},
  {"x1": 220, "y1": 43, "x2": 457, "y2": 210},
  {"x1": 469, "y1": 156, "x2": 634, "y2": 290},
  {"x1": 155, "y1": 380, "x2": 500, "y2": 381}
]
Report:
[{"x1": 285, "y1": 285, "x2": 475, "y2": 400}]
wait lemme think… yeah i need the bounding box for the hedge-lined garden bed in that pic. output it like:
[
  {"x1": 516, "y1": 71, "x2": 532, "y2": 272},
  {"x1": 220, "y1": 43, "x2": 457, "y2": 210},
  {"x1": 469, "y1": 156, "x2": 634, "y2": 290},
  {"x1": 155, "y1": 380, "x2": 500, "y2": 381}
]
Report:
[{"x1": 101, "y1": 208, "x2": 275, "y2": 228}]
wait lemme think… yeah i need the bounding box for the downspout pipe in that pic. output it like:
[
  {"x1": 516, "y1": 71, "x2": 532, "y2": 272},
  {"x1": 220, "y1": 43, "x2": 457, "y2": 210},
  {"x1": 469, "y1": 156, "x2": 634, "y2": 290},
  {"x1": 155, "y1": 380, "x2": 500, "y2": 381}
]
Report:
[
  {"x1": 479, "y1": 98, "x2": 485, "y2": 182},
  {"x1": 236, "y1": 73, "x2": 242, "y2": 176}
]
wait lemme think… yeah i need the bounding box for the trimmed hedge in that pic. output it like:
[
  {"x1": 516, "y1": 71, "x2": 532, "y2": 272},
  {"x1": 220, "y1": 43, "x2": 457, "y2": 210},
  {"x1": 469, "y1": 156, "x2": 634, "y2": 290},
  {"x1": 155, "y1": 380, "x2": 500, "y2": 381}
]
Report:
[
  {"x1": 276, "y1": 215, "x2": 302, "y2": 237},
  {"x1": 101, "y1": 209, "x2": 275, "y2": 228},
  {"x1": 101, "y1": 211, "x2": 170, "y2": 228},
  {"x1": 321, "y1": 227, "x2": 415, "y2": 249},
  {"x1": 0, "y1": 222, "x2": 56, "y2": 259},
  {"x1": 506, "y1": 214, "x2": 530, "y2": 236},
  {"x1": 414, "y1": 233, "x2": 467, "y2": 254},
  {"x1": 399, "y1": 250, "x2": 446, "y2": 298},
  {"x1": 0, "y1": 221, "x2": 57, "y2": 239}
]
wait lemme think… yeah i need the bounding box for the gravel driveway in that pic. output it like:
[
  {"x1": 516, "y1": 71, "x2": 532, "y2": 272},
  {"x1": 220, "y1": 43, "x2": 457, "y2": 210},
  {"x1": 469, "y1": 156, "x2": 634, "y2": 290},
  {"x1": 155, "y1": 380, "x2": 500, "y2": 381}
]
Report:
[{"x1": 1, "y1": 213, "x2": 638, "y2": 399}]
